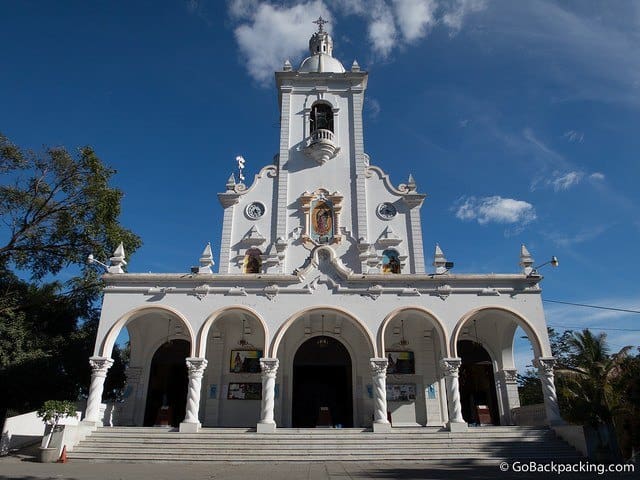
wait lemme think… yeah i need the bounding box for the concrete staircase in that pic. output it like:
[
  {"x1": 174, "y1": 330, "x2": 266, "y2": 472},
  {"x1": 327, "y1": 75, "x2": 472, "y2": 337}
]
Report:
[{"x1": 68, "y1": 426, "x2": 582, "y2": 463}]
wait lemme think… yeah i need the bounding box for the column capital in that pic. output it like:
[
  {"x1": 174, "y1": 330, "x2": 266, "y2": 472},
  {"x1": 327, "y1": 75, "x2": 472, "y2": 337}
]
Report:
[
  {"x1": 260, "y1": 358, "x2": 279, "y2": 376},
  {"x1": 369, "y1": 357, "x2": 388, "y2": 376},
  {"x1": 533, "y1": 356, "x2": 556, "y2": 376},
  {"x1": 186, "y1": 357, "x2": 208, "y2": 377},
  {"x1": 500, "y1": 368, "x2": 518, "y2": 383},
  {"x1": 440, "y1": 357, "x2": 462, "y2": 377},
  {"x1": 89, "y1": 356, "x2": 114, "y2": 376}
]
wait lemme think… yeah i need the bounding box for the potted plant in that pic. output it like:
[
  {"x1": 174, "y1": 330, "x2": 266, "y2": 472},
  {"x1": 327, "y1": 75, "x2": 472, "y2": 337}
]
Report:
[{"x1": 36, "y1": 400, "x2": 76, "y2": 463}]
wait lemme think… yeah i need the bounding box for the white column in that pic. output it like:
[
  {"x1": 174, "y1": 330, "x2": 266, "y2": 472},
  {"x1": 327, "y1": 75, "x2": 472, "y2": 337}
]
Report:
[
  {"x1": 440, "y1": 358, "x2": 467, "y2": 431},
  {"x1": 498, "y1": 368, "x2": 519, "y2": 425},
  {"x1": 533, "y1": 356, "x2": 563, "y2": 425},
  {"x1": 257, "y1": 358, "x2": 279, "y2": 433},
  {"x1": 179, "y1": 357, "x2": 208, "y2": 432},
  {"x1": 370, "y1": 358, "x2": 391, "y2": 432},
  {"x1": 83, "y1": 356, "x2": 114, "y2": 425}
]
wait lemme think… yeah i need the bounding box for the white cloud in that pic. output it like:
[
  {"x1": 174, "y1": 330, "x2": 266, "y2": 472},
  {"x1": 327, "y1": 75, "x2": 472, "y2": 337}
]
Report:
[
  {"x1": 231, "y1": 1, "x2": 331, "y2": 85},
  {"x1": 545, "y1": 224, "x2": 609, "y2": 247},
  {"x1": 228, "y1": 0, "x2": 259, "y2": 19},
  {"x1": 551, "y1": 171, "x2": 584, "y2": 191},
  {"x1": 589, "y1": 172, "x2": 605, "y2": 181},
  {"x1": 441, "y1": 0, "x2": 487, "y2": 32},
  {"x1": 367, "y1": 2, "x2": 398, "y2": 58},
  {"x1": 454, "y1": 195, "x2": 537, "y2": 226},
  {"x1": 228, "y1": 0, "x2": 488, "y2": 83},
  {"x1": 366, "y1": 97, "x2": 381, "y2": 119},
  {"x1": 392, "y1": 0, "x2": 437, "y2": 42},
  {"x1": 563, "y1": 130, "x2": 584, "y2": 143}
]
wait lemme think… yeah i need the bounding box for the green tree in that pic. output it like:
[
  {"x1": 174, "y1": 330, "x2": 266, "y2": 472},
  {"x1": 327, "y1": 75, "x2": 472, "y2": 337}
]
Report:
[
  {"x1": 0, "y1": 133, "x2": 140, "y2": 424},
  {"x1": 555, "y1": 329, "x2": 632, "y2": 460},
  {"x1": 0, "y1": 133, "x2": 141, "y2": 280}
]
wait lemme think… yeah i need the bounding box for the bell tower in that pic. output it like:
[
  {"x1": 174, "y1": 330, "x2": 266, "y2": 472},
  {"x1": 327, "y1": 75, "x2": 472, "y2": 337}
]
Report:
[
  {"x1": 272, "y1": 18, "x2": 371, "y2": 272},
  {"x1": 218, "y1": 18, "x2": 426, "y2": 275}
]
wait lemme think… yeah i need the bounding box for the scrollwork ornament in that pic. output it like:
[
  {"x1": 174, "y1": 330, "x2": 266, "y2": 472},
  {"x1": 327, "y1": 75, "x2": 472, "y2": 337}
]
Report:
[
  {"x1": 370, "y1": 358, "x2": 388, "y2": 376},
  {"x1": 440, "y1": 358, "x2": 462, "y2": 377}
]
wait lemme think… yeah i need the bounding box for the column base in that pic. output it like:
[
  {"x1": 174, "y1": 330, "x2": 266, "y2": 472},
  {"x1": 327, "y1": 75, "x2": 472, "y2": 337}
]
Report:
[
  {"x1": 79, "y1": 420, "x2": 102, "y2": 429},
  {"x1": 447, "y1": 421, "x2": 468, "y2": 432},
  {"x1": 373, "y1": 421, "x2": 392, "y2": 433},
  {"x1": 179, "y1": 421, "x2": 200, "y2": 433},
  {"x1": 256, "y1": 422, "x2": 277, "y2": 433}
]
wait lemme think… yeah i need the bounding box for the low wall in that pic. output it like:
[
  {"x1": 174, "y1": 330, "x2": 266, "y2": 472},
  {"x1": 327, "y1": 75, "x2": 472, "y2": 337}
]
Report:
[
  {"x1": 1, "y1": 408, "x2": 82, "y2": 456},
  {"x1": 1, "y1": 411, "x2": 44, "y2": 455},
  {"x1": 511, "y1": 403, "x2": 546, "y2": 426}
]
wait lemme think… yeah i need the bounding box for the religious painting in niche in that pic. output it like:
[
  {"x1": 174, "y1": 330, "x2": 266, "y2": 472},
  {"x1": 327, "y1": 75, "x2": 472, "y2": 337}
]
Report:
[
  {"x1": 230, "y1": 350, "x2": 263, "y2": 374},
  {"x1": 227, "y1": 382, "x2": 262, "y2": 400},
  {"x1": 386, "y1": 384, "x2": 416, "y2": 402},
  {"x1": 311, "y1": 199, "x2": 334, "y2": 244},
  {"x1": 386, "y1": 351, "x2": 415, "y2": 374},
  {"x1": 243, "y1": 248, "x2": 262, "y2": 273},
  {"x1": 382, "y1": 249, "x2": 401, "y2": 274}
]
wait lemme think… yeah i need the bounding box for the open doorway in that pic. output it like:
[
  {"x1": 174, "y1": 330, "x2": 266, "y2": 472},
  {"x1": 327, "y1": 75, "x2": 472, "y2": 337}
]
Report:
[
  {"x1": 292, "y1": 336, "x2": 352, "y2": 427},
  {"x1": 143, "y1": 339, "x2": 189, "y2": 427}
]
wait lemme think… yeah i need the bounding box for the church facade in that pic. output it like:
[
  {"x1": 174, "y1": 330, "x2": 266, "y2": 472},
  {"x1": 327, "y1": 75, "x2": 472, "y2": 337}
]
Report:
[{"x1": 82, "y1": 24, "x2": 562, "y2": 434}]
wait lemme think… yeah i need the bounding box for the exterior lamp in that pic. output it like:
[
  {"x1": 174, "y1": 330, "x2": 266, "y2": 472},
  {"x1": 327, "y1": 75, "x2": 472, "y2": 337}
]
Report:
[{"x1": 528, "y1": 256, "x2": 559, "y2": 277}]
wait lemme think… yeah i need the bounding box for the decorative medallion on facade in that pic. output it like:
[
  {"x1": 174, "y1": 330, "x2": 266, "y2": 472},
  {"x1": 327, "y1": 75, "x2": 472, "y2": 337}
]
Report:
[
  {"x1": 377, "y1": 202, "x2": 397, "y2": 220},
  {"x1": 245, "y1": 202, "x2": 265, "y2": 220},
  {"x1": 299, "y1": 189, "x2": 343, "y2": 248}
]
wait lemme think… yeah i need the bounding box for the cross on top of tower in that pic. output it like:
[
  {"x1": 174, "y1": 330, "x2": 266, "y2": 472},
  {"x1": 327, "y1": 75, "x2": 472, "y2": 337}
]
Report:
[{"x1": 313, "y1": 16, "x2": 328, "y2": 33}]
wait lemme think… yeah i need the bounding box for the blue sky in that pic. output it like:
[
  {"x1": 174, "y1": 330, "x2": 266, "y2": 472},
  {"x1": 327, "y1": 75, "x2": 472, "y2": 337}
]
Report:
[{"x1": 1, "y1": 0, "x2": 639, "y2": 369}]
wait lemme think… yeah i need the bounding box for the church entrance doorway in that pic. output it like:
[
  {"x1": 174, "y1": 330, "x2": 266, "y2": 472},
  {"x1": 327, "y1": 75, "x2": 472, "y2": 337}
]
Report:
[
  {"x1": 457, "y1": 340, "x2": 500, "y2": 426},
  {"x1": 292, "y1": 336, "x2": 353, "y2": 428},
  {"x1": 143, "y1": 339, "x2": 189, "y2": 427}
]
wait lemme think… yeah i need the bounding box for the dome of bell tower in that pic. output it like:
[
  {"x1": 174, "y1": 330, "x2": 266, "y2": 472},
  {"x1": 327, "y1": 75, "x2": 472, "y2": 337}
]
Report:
[{"x1": 299, "y1": 17, "x2": 345, "y2": 73}]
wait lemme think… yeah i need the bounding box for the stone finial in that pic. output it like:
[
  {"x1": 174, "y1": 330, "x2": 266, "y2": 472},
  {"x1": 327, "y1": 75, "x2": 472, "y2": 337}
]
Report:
[
  {"x1": 519, "y1": 244, "x2": 535, "y2": 275},
  {"x1": 283, "y1": 59, "x2": 292, "y2": 71},
  {"x1": 108, "y1": 242, "x2": 126, "y2": 273},
  {"x1": 433, "y1": 244, "x2": 449, "y2": 275},
  {"x1": 198, "y1": 242, "x2": 214, "y2": 274},
  {"x1": 351, "y1": 59, "x2": 360, "y2": 72},
  {"x1": 407, "y1": 174, "x2": 416, "y2": 192},
  {"x1": 226, "y1": 173, "x2": 236, "y2": 191}
]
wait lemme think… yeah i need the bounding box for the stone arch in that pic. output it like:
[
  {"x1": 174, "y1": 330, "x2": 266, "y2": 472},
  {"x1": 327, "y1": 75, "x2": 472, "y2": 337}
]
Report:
[
  {"x1": 270, "y1": 306, "x2": 377, "y2": 358},
  {"x1": 197, "y1": 306, "x2": 269, "y2": 358},
  {"x1": 99, "y1": 305, "x2": 196, "y2": 358},
  {"x1": 310, "y1": 101, "x2": 334, "y2": 133},
  {"x1": 378, "y1": 306, "x2": 449, "y2": 357},
  {"x1": 450, "y1": 306, "x2": 546, "y2": 359}
]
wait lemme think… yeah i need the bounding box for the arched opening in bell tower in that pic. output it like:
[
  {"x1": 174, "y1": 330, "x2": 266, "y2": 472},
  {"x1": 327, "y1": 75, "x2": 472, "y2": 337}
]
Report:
[{"x1": 310, "y1": 102, "x2": 334, "y2": 133}]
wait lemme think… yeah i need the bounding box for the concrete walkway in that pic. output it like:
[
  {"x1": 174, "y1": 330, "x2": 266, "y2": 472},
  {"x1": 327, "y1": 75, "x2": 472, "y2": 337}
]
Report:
[{"x1": 0, "y1": 445, "x2": 636, "y2": 480}]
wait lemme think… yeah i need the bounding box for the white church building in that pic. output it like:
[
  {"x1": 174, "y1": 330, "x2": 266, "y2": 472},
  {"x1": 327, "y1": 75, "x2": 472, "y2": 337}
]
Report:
[{"x1": 82, "y1": 22, "x2": 562, "y2": 435}]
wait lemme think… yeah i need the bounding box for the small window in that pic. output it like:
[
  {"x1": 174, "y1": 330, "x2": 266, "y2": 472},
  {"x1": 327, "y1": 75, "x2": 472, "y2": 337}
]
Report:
[
  {"x1": 382, "y1": 249, "x2": 401, "y2": 274},
  {"x1": 310, "y1": 103, "x2": 334, "y2": 133},
  {"x1": 243, "y1": 248, "x2": 262, "y2": 274}
]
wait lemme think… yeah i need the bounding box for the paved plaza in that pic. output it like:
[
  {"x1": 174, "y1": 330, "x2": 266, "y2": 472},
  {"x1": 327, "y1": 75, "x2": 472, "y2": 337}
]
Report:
[{"x1": 0, "y1": 446, "x2": 637, "y2": 480}]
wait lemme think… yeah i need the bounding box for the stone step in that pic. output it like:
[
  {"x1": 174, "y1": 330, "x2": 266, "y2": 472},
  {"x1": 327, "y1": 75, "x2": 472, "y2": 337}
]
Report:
[
  {"x1": 68, "y1": 453, "x2": 583, "y2": 463},
  {"x1": 68, "y1": 426, "x2": 582, "y2": 463}
]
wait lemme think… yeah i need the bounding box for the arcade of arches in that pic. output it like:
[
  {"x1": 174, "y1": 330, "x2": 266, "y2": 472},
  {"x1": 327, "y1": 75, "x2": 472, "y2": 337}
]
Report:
[{"x1": 85, "y1": 306, "x2": 560, "y2": 432}]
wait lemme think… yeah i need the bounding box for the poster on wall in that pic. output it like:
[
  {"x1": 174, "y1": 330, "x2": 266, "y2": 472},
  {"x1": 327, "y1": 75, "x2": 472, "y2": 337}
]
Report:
[
  {"x1": 386, "y1": 384, "x2": 416, "y2": 402},
  {"x1": 386, "y1": 351, "x2": 415, "y2": 374},
  {"x1": 227, "y1": 382, "x2": 262, "y2": 400},
  {"x1": 230, "y1": 350, "x2": 263, "y2": 373}
]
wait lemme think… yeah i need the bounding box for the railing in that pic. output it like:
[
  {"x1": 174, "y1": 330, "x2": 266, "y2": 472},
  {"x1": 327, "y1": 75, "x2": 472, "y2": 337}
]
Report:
[{"x1": 309, "y1": 128, "x2": 334, "y2": 144}]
